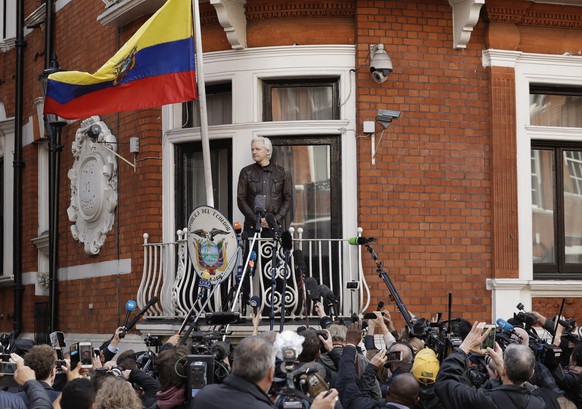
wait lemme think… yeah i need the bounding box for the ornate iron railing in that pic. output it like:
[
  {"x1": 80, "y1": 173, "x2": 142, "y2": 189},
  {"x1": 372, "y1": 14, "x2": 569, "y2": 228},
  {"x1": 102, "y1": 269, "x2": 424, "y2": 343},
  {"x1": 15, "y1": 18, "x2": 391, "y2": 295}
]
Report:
[{"x1": 136, "y1": 228, "x2": 371, "y2": 321}]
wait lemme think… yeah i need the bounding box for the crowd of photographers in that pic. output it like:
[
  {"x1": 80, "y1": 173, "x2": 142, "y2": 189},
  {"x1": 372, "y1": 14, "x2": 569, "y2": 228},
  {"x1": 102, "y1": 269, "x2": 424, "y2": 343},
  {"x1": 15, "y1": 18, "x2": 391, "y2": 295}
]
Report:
[{"x1": 0, "y1": 303, "x2": 581, "y2": 409}]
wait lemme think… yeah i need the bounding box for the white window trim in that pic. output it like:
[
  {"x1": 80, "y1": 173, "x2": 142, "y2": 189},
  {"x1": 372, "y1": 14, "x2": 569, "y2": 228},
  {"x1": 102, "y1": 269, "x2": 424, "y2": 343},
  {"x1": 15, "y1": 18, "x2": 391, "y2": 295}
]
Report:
[
  {"x1": 0, "y1": 0, "x2": 16, "y2": 51},
  {"x1": 0, "y1": 117, "x2": 14, "y2": 283},
  {"x1": 161, "y1": 45, "x2": 358, "y2": 246},
  {"x1": 483, "y1": 49, "x2": 582, "y2": 321}
]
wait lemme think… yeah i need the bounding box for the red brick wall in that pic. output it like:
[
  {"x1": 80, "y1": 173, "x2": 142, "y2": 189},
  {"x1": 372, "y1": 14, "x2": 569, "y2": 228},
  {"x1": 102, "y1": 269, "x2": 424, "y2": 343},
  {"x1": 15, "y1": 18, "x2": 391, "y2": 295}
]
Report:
[{"x1": 355, "y1": 1, "x2": 492, "y2": 328}]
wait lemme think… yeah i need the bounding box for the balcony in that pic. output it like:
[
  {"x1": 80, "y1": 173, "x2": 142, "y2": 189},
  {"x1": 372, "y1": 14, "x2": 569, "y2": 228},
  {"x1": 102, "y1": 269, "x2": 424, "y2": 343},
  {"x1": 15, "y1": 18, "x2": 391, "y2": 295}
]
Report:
[{"x1": 135, "y1": 227, "x2": 371, "y2": 336}]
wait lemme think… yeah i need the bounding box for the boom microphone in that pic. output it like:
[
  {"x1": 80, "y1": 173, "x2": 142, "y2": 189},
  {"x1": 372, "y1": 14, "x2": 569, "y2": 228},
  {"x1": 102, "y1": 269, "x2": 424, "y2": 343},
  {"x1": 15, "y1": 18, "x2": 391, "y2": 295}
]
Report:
[
  {"x1": 249, "y1": 295, "x2": 261, "y2": 315},
  {"x1": 121, "y1": 296, "x2": 159, "y2": 337},
  {"x1": 123, "y1": 300, "x2": 137, "y2": 328},
  {"x1": 305, "y1": 277, "x2": 320, "y2": 301},
  {"x1": 319, "y1": 284, "x2": 337, "y2": 302},
  {"x1": 348, "y1": 236, "x2": 376, "y2": 245}
]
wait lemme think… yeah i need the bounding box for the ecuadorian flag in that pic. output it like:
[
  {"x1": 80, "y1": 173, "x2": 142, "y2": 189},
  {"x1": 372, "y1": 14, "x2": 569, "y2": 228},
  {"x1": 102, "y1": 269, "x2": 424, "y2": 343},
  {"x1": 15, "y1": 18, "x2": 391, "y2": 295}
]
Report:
[{"x1": 44, "y1": 0, "x2": 197, "y2": 119}]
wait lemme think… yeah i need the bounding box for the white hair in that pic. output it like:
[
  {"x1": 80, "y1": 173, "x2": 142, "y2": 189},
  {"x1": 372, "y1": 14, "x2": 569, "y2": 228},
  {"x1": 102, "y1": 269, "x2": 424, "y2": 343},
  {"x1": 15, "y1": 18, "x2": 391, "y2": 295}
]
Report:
[{"x1": 251, "y1": 136, "x2": 272, "y2": 160}]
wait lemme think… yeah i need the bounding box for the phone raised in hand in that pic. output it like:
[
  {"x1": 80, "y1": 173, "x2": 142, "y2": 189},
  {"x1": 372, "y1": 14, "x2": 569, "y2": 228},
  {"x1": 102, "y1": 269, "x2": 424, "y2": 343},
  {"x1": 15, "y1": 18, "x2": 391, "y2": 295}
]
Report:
[{"x1": 482, "y1": 324, "x2": 496, "y2": 350}]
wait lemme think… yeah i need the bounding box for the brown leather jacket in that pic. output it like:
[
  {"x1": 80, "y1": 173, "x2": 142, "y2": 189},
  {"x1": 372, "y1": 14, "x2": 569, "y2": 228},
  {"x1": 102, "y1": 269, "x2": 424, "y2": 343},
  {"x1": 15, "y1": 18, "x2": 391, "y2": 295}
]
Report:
[{"x1": 237, "y1": 162, "x2": 293, "y2": 230}]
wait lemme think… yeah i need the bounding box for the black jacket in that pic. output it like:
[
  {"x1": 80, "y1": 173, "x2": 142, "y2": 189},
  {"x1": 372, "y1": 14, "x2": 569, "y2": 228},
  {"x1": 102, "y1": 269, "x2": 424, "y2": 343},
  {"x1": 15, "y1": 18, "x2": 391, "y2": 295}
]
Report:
[
  {"x1": 7, "y1": 381, "x2": 53, "y2": 409},
  {"x1": 336, "y1": 345, "x2": 395, "y2": 409},
  {"x1": 191, "y1": 374, "x2": 274, "y2": 409},
  {"x1": 237, "y1": 162, "x2": 293, "y2": 230},
  {"x1": 435, "y1": 348, "x2": 546, "y2": 409},
  {"x1": 17, "y1": 380, "x2": 59, "y2": 408}
]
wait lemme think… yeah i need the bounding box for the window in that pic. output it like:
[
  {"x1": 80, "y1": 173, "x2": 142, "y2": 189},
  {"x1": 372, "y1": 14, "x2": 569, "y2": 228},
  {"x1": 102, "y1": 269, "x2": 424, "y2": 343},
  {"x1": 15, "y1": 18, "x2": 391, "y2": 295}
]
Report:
[
  {"x1": 532, "y1": 142, "x2": 582, "y2": 278},
  {"x1": 174, "y1": 139, "x2": 232, "y2": 230},
  {"x1": 182, "y1": 83, "x2": 232, "y2": 128},
  {"x1": 271, "y1": 136, "x2": 342, "y2": 240},
  {"x1": 530, "y1": 85, "x2": 582, "y2": 279},
  {"x1": 263, "y1": 78, "x2": 339, "y2": 121}
]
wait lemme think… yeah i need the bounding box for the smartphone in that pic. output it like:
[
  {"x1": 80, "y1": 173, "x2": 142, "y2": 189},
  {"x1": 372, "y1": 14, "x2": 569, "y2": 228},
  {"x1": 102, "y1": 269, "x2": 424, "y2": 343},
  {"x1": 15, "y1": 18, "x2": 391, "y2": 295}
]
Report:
[
  {"x1": 386, "y1": 350, "x2": 403, "y2": 362},
  {"x1": 79, "y1": 342, "x2": 93, "y2": 368},
  {"x1": 482, "y1": 324, "x2": 496, "y2": 350},
  {"x1": 0, "y1": 361, "x2": 16, "y2": 375},
  {"x1": 69, "y1": 342, "x2": 80, "y2": 368},
  {"x1": 55, "y1": 359, "x2": 66, "y2": 375},
  {"x1": 93, "y1": 347, "x2": 101, "y2": 358}
]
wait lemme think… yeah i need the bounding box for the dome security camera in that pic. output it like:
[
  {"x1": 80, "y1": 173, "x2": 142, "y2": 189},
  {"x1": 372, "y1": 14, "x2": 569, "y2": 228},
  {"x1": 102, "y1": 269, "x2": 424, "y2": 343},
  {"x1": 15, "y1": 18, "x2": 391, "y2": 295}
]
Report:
[{"x1": 369, "y1": 44, "x2": 393, "y2": 84}]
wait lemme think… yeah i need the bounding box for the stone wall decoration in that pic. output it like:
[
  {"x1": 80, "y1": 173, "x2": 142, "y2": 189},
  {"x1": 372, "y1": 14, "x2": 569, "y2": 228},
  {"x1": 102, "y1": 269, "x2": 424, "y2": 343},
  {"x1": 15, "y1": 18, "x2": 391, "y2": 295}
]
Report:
[{"x1": 67, "y1": 116, "x2": 118, "y2": 255}]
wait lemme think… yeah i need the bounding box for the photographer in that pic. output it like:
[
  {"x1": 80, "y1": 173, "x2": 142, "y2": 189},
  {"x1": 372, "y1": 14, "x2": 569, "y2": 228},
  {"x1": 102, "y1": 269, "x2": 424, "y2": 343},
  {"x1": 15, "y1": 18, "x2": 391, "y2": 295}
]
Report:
[
  {"x1": 552, "y1": 343, "x2": 582, "y2": 408},
  {"x1": 192, "y1": 335, "x2": 339, "y2": 409},
  {"x1": 336, "y1": 321, "x2": 420, "y2": 409},
  {"x1": 435, "y1": 321, "x2": 546, "y2": 409},
  {"x1": 147, "y1": 345, "x2": 190, "y2": 409},
  {"x1": 7, "y1": 359, "x2": 54, "y2": 409},
  {"x1": 16, "y1": 345, "x2": 60, "y2": 406}
]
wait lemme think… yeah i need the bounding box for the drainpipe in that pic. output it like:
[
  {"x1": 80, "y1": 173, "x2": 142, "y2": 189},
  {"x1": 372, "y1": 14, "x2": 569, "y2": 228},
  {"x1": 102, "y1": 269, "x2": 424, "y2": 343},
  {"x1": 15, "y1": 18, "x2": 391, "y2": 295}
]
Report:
[
  {"x1": 12, "y1": 0, "x2": 26, "y2": 338},
  {"x1": 42, "y1": 0, "x2": 62, "y2": 334}
]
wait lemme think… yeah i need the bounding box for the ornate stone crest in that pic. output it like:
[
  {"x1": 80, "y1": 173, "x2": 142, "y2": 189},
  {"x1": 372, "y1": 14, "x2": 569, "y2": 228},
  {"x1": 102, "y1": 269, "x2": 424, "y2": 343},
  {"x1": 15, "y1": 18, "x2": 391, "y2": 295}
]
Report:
[{"x1": 67, "y1": 116, "x2": 118, "y2": 255}]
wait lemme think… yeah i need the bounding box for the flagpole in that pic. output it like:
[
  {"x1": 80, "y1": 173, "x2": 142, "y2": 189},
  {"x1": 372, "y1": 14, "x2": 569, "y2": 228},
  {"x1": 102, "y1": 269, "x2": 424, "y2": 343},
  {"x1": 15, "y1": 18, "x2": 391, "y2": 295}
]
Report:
[{"x1": 192, "y1": 0, "x2": 214, "y2": 207}]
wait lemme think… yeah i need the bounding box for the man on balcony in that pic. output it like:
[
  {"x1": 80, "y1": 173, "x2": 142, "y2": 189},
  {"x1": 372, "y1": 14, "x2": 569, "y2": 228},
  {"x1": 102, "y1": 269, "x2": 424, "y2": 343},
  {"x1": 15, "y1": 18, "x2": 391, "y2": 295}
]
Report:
[{"x1": 237, "y1": 136, "x2": 293, "y2": 236}]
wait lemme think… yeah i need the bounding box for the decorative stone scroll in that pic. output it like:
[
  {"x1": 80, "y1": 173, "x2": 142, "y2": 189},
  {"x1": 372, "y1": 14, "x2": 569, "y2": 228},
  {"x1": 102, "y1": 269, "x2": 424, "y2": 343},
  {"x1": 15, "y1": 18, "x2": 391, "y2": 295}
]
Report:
[{"x1": 67, "y1": 116, "x2": 118, "y2": 255}]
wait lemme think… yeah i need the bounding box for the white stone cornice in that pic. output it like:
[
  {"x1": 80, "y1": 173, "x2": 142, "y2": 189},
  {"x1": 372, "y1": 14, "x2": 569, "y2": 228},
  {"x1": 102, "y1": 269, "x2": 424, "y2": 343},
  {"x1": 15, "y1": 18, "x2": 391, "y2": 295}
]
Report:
[
  {"x1": 449, "y1": 0, "x2": 485, "y2": 49},
  {"x1": 529, "y1": 280, "x2": 582, "y2": 297},
  {"x1": 482, "y1": 49, "x2": 522, "y2": 68},
  {"x1": 210, "y1": 0, "x2": 246, "y2": 50}
]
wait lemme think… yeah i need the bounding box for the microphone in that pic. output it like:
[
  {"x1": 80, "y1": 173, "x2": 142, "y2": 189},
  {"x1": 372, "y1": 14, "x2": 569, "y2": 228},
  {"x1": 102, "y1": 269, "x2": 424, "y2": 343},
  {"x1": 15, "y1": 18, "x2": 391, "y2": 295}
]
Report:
[
  {"x1": 348, "y1": 236, "x2": 376, "y2": 245},
  {"x1": 265, "y1": 213, "x2": 283, "y2": 237},
  {"x1": 247, "y1": 251, "x2": 257, "y2": 277},
  {"x1": 281, "y1": 231, "x2": 293, "y2": 251},
  {"x1": 496, "y1": 318, "x2": 522, "y2": 340},
  {"x1": 254, "y1": 195, "x2": 266, "y2": 232},
  {"x1": 376, "y1": 301, "x2": 384, "y2": 311},
  {"x1": 305, "y1": 277, "x2": 320, "y2": 301},
  {"x1": 233, "y1": 221, "x2": 242, "y2": 235},
  {"x1": 248, "y1": 295, "x2": 261, "y2": 315},
  {"x1": 123, "y1": 300, "x2": 137, "y2": 328},
  {"x1": 293, "y1": 250, "x2": 306, "y2": 274},
  {"x1": 319, "y1": 284, "x2": 337, "y2": 302},
  {"x1": 121, "y1": 296, "x2": 159, "y2": 337}
]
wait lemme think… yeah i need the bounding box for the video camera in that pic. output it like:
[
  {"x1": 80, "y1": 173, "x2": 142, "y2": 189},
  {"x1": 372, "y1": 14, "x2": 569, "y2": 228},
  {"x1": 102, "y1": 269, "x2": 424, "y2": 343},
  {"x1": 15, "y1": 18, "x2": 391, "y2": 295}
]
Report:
[
  {"x1": 272, "y1": 331, "x2": 329, "y2": 409},
  {"x1": 409, "y1": 318, "x2": 462, "y2": 362}
]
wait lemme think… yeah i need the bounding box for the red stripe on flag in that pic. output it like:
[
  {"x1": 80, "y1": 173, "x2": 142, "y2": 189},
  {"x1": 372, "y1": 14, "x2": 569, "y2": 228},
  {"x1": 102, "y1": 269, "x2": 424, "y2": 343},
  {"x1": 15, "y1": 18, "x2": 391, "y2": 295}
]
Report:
[{"x1": 44, "y1": 71, "x2": 197, "y2": 119}]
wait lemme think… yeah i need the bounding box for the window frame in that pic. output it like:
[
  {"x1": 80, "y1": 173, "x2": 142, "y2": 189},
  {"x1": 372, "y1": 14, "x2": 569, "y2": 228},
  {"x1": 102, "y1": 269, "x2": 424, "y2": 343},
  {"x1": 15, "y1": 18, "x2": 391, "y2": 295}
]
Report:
[
  {"x1": 262, "y1": 78, "x2": 340, "y2": 122},
  {"x1": 532, "y1": 141, "x2": 582, "y2": 279}
]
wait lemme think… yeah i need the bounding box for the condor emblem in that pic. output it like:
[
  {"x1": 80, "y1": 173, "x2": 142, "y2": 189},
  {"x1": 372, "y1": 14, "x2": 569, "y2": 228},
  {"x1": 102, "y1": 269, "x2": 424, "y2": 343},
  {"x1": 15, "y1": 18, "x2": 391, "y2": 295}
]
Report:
[{"x1": 187, "y1": 206, "x2": 238, "y2": 285}]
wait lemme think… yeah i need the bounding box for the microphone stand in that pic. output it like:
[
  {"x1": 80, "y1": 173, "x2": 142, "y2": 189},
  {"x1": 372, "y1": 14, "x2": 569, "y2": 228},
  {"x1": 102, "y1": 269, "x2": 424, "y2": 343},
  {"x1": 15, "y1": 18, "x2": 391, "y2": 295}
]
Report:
[
  {"x1": 363, "y1": 243, "x2": 413, "y2": 330},
  {"x1": 269, "y1": 237, "x2": 279, "y2": 331},
  {"x1": 178, "y1": 283, "x2": 222, "y2": 345},
  {"x1": 279, "y1": 244, "x2": 292, "y2": 332},
  {"x1": 229, "y1": 226, "x2": 262, "y2": 314},
  {"x1": 269, "y1": 231, "x2": 281, "y2": 331}
]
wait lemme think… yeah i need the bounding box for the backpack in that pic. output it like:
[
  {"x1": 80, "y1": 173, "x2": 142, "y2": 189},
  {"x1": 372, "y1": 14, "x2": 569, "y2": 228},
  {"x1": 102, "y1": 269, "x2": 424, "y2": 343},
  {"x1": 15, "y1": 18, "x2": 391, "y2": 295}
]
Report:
[{"x1": 489, "y1": 389, "x2": 546, "y2": 409}]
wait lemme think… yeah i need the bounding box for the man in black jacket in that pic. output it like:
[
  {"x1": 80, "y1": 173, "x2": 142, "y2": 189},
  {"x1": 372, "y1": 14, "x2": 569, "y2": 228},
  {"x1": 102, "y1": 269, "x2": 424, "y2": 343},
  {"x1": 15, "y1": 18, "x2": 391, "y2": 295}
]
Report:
[
  {"x1": 435, "y1": 321, "x2": 546, "y2": 409},
  {"x1": 192, "y1": 335, "x2": 338, "y2": 409},
  {"x1": 336, "y1": 322, "x2": 419, "y2": 409},
  {"x1": 237, "y1": 136, "x2": 293, "y2": 234}
]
